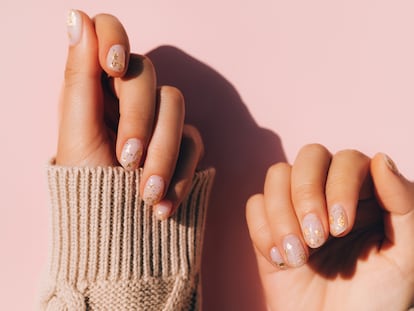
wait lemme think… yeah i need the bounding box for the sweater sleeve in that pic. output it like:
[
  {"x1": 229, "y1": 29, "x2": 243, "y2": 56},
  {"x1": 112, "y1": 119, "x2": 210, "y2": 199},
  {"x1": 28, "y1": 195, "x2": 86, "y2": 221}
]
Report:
[{"x1": 40, "y1": 164, "x2": 215, "y2": 311}]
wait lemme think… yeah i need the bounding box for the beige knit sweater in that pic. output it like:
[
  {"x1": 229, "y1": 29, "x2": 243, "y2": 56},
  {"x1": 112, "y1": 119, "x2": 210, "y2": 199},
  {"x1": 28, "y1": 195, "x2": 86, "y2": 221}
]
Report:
[{"x1": 40, "y1": 164, "x2": 215, "y2": 311}]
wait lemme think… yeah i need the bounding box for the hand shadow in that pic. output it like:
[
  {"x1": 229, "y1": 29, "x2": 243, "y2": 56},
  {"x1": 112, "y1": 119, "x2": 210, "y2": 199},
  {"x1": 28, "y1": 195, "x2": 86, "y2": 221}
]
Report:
[
  {"x1": 147, "y1": 46, "x2": 286, "y2": 311},
  {"x1": 308, "y1": 199, "x2": 386, "y2": 280}
]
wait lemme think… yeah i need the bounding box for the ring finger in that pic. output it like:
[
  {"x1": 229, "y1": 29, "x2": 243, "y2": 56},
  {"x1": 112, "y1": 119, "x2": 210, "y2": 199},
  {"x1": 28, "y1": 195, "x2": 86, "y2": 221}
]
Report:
[
  {"x1": 291, "y1": 144, "x2": 331, "y2": 248},
  {"x1": 264, "y1": 163, "x2": 308, "y2": 268},
  {"x1": 140, "y1": 86, "x2": 185, "y2": 206}
]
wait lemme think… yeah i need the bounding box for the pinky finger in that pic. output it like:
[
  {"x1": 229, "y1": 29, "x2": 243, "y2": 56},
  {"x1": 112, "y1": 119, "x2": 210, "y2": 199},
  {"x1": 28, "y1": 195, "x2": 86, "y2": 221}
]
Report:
[
  {"x1": 246, "y1": 194, "x2": 283, "y2": 273},
  {"x1": 153, "y1": 125, "x2": 204, "y2": 220}
]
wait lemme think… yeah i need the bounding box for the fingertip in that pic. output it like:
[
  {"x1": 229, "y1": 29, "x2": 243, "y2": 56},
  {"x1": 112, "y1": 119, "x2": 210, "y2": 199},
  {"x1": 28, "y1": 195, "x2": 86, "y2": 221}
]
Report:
[
  {"x1": 153, "y1": 127, "x2": 203, "y2": 216},
  {"x1": 94, "y1": 13, "x2": 130, "y2": 77},
  {"x1": 142, "y1": 175, "x2": 166, "y2": 206},
  {"x1": 371, "y1": 153, "x2": 414, "y2": 215},
  {"x1": 119, "y1": 138, "x2": 144, "y2": 171},
  {"x1": 372, "y1": 152, "x2": 408, "y2": 188},
  {"x1": 64, "y1": 9, "x2": 99, "y2": 76},
  {"x1": 66, "y1": 9, "x2": 83, "y2": 46},
  {"x1": 183, "y1": 125, "x2": 204, "y2": 163},
  {"x1": 154, "y1": 200, "x2": 173, "y2": 221},
  {"x1": 373, "y1": 152, "x2": 402, "y2": 177},
  {"x1": 246, "y1": 194, "x2": 264, "y2": 220}
]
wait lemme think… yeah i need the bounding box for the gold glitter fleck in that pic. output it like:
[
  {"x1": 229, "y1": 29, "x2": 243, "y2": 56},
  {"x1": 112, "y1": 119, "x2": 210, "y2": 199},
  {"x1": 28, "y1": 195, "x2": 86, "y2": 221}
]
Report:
[
  {"x1": 337, "y1": 214, "x2": 345, "y2": 228},
  {"x1": 67, "y1": 10, "x2": 76, "y2": 27},
  {"x1": 111, "y1": 51, "x2": 124, "y2": 71}
]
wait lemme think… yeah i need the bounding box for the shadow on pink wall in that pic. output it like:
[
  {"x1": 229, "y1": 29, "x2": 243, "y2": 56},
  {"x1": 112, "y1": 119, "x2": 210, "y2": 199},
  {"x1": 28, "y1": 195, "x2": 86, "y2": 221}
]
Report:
[{"x1": 148, "y1": 46, "x2": 286, "y2": 311}]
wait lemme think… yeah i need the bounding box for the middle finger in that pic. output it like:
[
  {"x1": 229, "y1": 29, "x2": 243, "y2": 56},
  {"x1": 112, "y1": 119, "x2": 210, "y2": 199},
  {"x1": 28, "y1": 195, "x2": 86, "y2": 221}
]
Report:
[{"x1": 291, "y1": 144, "x2": 332, "y2": 248}]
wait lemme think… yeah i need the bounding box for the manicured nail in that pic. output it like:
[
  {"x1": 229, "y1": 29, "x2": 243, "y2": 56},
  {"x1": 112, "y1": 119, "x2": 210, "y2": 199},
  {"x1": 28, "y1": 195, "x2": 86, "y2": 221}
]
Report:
[
  {"x1": 107, "y1": 44, "x2": 126, "y2": 72},
  {"x1": 383, "y1": 153, "x2": 400, "y2": 176},
  {"x1": 283, "y1": 234, "x2": 306, "y2": 268},
  {"x1": 67, "y1": 9, "x2": 82, "y2": 46},
  {"x1": 154, "y1": 200, "x2": 172, "y2": 221},
  {"x1": 143, "y1": 175, "x2": 165, "y2": 205},
  {"x1": 302, "y1": 213, "x2": 325, "y2": 248},
  {"x1": 270, "y1": 247, "x2": 286, "y2": 269},
  {"x1": 120, "y1": 138, "x2": 143, "y2": 170},
  {"x1": 329, "y1": 204, "x2": 348, "y2": 235}
]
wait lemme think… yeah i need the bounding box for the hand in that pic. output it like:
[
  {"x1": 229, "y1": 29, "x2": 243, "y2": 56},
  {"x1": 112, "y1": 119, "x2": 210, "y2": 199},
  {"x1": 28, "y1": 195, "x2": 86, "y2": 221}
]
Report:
[
  {"x1": 57, "y1": 10, "x2": 203, "y2": 220},
  {"x1": 246, "y1": 144, "x2": 414, "y2": 310}
]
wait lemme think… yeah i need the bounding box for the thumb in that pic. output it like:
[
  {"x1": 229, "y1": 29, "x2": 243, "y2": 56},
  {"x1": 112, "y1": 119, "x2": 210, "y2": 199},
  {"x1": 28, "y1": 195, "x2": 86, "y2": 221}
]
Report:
[
  {"x1": 371, "y1": 153, "x2": 414, "y2": 266},
  {"x1": 57, "y1": 10, "x2": 107, "y2": 166}
]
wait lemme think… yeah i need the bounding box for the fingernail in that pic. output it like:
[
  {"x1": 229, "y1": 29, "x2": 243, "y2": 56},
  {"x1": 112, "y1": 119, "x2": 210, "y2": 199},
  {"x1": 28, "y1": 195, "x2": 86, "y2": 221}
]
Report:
[
  {"x1": 270, "y1": 247, "x2": 286, "y2": 269},
  {"x1": 143, "y1": 175, "x2": 165, "y2": 205},
  {"x1": 154, "y1": 200, "x2": 172, "y2": 221},
  {"x1": 302, "y1": 213, "x2": 325, "y2": 248},
  {"x1": 67, "y1": 9, "x2": 82, "y2": 46},
  {"x1": 120, "y1": 138, "x2": 143, "y2": 170},
  {"x1": 107, "y1": 44, "x2": 126, "y2": 72},
  {"x1": 283, "y1": 234, "x2": 307, "y2": 268},
  {"x1": 383, "y1": 153, "x2": 400, "y2": 176},
  {"x1": 329, "y1": 204, "x2": 348, "y2": 235}
]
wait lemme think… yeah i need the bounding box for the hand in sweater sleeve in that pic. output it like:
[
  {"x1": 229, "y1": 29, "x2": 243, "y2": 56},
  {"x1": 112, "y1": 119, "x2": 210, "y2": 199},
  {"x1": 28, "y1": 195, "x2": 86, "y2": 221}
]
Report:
[
  {"x1": 57, "y1": 10, "x2": 203, "y2": 221},
  {"x1": 40, "y1": 164, "x2": 215, "y2": 310},
  {"x1": 41, "y1": 9, "x2": 214, "y2": 310}
]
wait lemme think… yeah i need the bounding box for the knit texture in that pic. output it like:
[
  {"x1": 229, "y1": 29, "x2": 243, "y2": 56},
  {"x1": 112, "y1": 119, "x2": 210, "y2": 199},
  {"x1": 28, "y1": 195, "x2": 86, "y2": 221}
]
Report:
[{"x1": 40, "y1": 164, "x2": 215, "y2": 311}]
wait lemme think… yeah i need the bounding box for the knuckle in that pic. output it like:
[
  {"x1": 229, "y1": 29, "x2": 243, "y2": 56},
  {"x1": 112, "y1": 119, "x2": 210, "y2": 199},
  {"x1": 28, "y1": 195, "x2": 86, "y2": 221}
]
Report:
[
  {"x1": 267, "y1": 162, "x2": 290, "y2": 175},
  {"x1": 293, "y1": 182, "x2": 320, "y2": 202},
  {"x1": 160, "y1": 85, "x2": 185, "y2": 116},
  {"x1": 246, "y1": 194, "x2": 264, "y2": 210},
  {"x1": 266, "y1": 162, "x2": 290, "y2": 180},
  {"x1": 325, "y1": 174, "x2": 347, "y2": 194},
  {"x1": 182, "y1": 125, "x2": 204, "y2": 159},
  {"x1": 64, "y1": 58, "x2": 98, "y2": 88},
  {"x1": 140, "y1": 55, "x2": 156, "y2": 72},
  {"x1": 333, "y1": 149, "x2": 368, "y2": 162},
  {"x1": 63, "y1": 62, "x2": 80, "y2": 85},
  {"x1": 94, "y1": 13, "x2": 117, "y2": 20},
  {"x1": 127, "y1": 55, "x2": 156, "y2": 79},
  {"x1": 161, "y1": 85, "x2": 185, "y2": 105},
  {"x1": 298, "y1": 143, "x2": 330, "y2": 158}
]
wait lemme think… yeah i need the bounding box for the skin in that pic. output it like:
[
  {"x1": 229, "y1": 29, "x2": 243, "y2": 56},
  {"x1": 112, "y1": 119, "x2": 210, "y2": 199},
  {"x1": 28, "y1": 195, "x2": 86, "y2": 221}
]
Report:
[
  {"x1": 246, "y1": 144, "x2": 414, "y2": 310},
  {"x1": 59, "y1": 10, "x2": 413, "y2": 309},
  {"x1": 57, "y1": 11, "x2": 203, "y2": 219}
]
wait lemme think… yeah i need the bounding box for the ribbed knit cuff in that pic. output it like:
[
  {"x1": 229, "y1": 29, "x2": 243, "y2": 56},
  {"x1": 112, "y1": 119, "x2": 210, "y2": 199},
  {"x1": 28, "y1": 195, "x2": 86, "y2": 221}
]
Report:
[{"x1": 41, "y1": 164, "x2": 215, "y2": 311}]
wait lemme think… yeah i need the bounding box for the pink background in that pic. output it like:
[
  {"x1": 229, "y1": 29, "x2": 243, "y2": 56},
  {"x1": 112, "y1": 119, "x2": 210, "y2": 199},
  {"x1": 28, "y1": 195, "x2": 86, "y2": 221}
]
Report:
[{"x1": 1, "y1": 1, "x2": 414, "y2": 310}]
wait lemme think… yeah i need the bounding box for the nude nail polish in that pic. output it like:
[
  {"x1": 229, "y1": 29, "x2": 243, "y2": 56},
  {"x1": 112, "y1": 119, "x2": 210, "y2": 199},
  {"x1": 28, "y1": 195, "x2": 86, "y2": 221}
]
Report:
[
  {"x1": 67, "y1": 9, "x2": 82, "y2": 46},
  {"x1": 120, "y1": 138, "x2": 143, "y2": 170},
  {"x1": 302, "y1": 213, "x2": 325, "y2": 248},
  {"x1": 270, "y1": 247, "x2": 286, "y2": 269},
  {"x1": 107, "y1": 44, "x2": 125, "y2": 72},
  {"x1": 154, "y1": 201, "x2": 172, "y2": 221},
  {"x1": 329, "y1": 204, "x2": 348, "y2": 236},
  {"x1": 283, "y1": 234, "x2": 307, "y2": 268},
  {"x1": 143, "y1": 175, "x2": 165, "y2": 205}
]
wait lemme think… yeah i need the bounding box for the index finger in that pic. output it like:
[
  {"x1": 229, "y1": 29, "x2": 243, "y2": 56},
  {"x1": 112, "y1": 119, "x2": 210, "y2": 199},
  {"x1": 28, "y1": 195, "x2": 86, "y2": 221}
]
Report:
[{"x1": 94, "y1": 14, "x2": 130, "y2": 77}]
